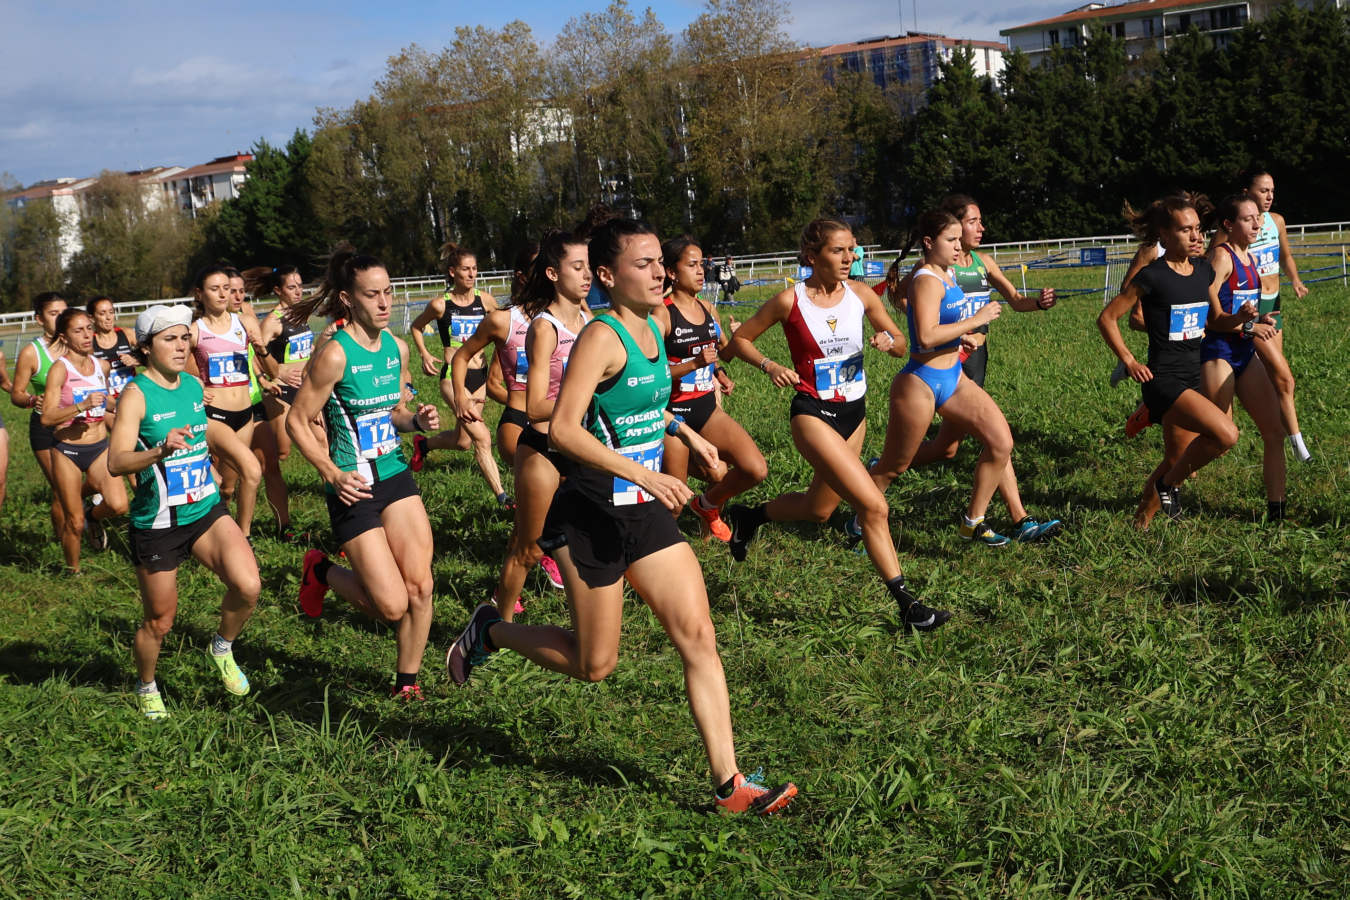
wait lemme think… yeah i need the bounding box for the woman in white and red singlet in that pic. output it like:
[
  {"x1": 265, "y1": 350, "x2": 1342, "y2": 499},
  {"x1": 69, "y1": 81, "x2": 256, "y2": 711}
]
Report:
[{"x1": 725, "y1": 219, "x2": 950, "y2": 633}]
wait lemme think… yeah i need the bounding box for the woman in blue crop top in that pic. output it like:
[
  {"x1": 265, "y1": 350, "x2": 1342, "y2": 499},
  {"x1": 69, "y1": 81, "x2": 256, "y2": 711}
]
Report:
[{"x1": 870, "y1": 209, "x2": 1063, "y2": 546}]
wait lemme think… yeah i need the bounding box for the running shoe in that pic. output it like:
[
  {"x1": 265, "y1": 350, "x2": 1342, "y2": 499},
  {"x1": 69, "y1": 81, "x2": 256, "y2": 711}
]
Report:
[
  {"x1": 539, "y1": 555, "x2": 564, "y2": 590},
  {"x1": 497, "y1": 492, "x2": 516, "y2": 511},
  {"x1": 209, "y1": 649, "x2": 250, "y2": 696},
  {"x1": 724, "y1": 504, "x2": 762, "y2": 563},
  {"x1": 891, "y1": 580, "x2": 952, "y2": 632},
  {"x1": 83, "y1": 502, "x2": 108, "y2": 551},
  {"x1": 1125, "y1": 403, "x2": 1151, "y2": 437},
  {"x1": 844, "y1": 514, "x2": 863, "y2": 539},
  {"x1": 410, "y1": 434, "x2": 430, "y2": 472},
  {"x1": 391, "y1": 684, "x2": 425, "y2": 702},
  {"x1": 1156, "y1": 482, "x2": 1182, "y2": 519},
  {"x1": 1011, "y1": 516, "x2": 1063, "y2": 543},
  {"x1": 299, "y1": 549, "x2": 328, "y2": 618},
  {"x1": 137, "y1": 690, "x2": 170, "y2": 721},
  {"x1": 690, "y1": 494, "x2": 732, "y2": 542},
  {"x1": 279, "y1": 523, "x2": 308, "y2": 545},
  {"x1": 446, "y1": 602, "x2": 502, "y2": 685},
  {"x1": 958, "y1": 519, "x2": 1010, "y2": 547},
  {"x1": 715, "y1": 769, "x2": 798, "y2": 815},
  {"x1": 1110, "y1": 360, "x2": 1130, "y2": 387}
]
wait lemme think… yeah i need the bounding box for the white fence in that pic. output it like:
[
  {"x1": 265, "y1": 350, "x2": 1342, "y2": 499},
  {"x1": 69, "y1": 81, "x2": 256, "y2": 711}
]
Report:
[{"x1": 4, "y1": 220, "x2": 1348, "y2": 357}]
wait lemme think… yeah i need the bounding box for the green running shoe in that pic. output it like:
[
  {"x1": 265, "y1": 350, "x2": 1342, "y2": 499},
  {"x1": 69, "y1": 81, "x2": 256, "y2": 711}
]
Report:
[
  {"x1": 209, "y1": 649, "x2": 251, "y2": 696},
  {"x1": 959, "y1": 519, "x2": 1010, "y2": 547},
  {"x1": 137, "y1": 690, "x2": 170, "y2": 721}
]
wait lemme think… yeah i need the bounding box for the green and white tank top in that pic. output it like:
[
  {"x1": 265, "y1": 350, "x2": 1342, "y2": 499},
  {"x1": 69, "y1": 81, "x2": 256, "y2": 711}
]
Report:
[
  {"x1": 324, "y1": 329, "x2": 407, "y2": 490},
  {"x1": 28, "y1": 337, "x2": 57, "y2": 393},
  {"x1": 952, "y1": 252, "x2": 993, "y2": 334},
  {"x1": 577, "y1": 314, "x2": 671, "y2": 506},
  {"x1": 128, "y1": 373, "x2": 218, "y2": 531}
]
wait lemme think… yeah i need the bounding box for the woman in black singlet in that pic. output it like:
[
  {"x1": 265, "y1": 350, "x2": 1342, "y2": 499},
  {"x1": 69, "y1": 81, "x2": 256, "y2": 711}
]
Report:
[{"x1": 1099, "y1": 195, "x2": 1244, "y2": 529}]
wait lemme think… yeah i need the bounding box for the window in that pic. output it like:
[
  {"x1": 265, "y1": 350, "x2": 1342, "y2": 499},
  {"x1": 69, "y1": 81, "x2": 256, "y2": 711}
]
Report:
[
  {"x1": 1144, "y1": 18, "x2": 1155, "y2": 37},
  {"x1": 1113, "y1": 22, "x2": 1125, "y2": 39},
  {"x1": 1048, "y1": 29, "x2": 1060, "y2": 46}
]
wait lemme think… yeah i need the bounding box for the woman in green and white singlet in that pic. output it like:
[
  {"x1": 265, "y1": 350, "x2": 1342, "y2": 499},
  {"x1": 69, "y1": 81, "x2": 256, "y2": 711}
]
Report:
[
  {"x1": 446, "y1": 218, "x2": 797, "y2": 816},
  {"x1": 9, "y1": 291, "x2": 68, "y2": 538},
  {"x1": 288, "y1": 245, "x2": 441, "y2": 701},
  {"x1": 108, "y1": 304, "x2": 260, "y2": 720}
]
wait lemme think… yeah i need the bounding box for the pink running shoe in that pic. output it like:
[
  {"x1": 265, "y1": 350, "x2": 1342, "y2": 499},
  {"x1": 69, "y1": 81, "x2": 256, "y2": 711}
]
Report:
[{"x1": 539, "y1": 555, "x2": 564, "y2": 590}]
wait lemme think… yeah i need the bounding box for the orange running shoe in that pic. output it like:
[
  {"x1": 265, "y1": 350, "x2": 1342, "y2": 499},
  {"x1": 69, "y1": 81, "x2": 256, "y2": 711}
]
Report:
[
  {"x1": 690, "y1": 493, "x2": 732, "y2": 542},
  {"x1": 1125, "y1": 403, "x2": 1152, "y2": 438},
  {"x1": 714, "y1": 769, "x2": 798, "y2": 815}
]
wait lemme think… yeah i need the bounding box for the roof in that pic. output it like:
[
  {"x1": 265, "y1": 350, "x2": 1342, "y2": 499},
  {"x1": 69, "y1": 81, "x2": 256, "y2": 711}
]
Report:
[
  {"x1": 1002, "y1": 0, "x2": 1233, "y2": 33},
  {"x1": 4, "y1": 177, "x2": 95, "y2": 203},
  {"x1": 166, "y1": 154, "x2": 253, "y2": 181},
  {"x1": 816, "y1": 32, "x2": 1007, "y2": 55}
]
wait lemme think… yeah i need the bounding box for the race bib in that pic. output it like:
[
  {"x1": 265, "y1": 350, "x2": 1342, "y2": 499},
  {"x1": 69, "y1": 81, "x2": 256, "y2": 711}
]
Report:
[
  {"x1": 107, "y1": 367, "x2": 134, "y2": 397},
  {"x1": 163, "y1": 452, "x2": 217, "y2": 506},
  {"x1": 286, "y1": 331, "x2": 314, "y2": 361},
  {"x1": 678, "y1": 343, "x2": 717, "y2": 394},
  {"x1": 514, "y1": 348, "x2": 530, "y2": 383},
  {"x1": 813, "y1": 351, "x2": 866, "y2": 401},
  {"x1": 610, "y1": 438, "x2": 664, "y2": 506},
  {"x1": 961, "y1": 290, "x2": 992, "y2": 319},
  {"x1": 1250, "y1": 240, "x2": 1279, "y2": 278},
  {"x1": 71, "y1": 385, "x2": 106, "y2": 422},
  {"x1": 355, "y1": 410, "x2": 398, "y2": 460},
  {"x1": 1229, "y1": 288, "x2": 1258, "y2": 317},
  {"x1": 1167, "y1": 302, "x2": 1207, "y2": 341},
  {"x1": 207, "y1": 351, "x2": 250, "y2": 386},
  {"x1": 449, "y1": 315, "x2": 483, "y2": 346}
]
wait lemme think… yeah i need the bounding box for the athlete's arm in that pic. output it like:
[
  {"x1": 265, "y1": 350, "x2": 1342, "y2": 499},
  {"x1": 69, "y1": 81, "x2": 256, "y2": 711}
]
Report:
[
  {"x1": 855, "y1": 280, "x2": 906, "y2": 358},
  {"x1": 451, "y1": 311, "x2": 507, "y2": 422},
  {"x1": 409, "y1": 297, "x2": 444, "y2": 376},
  {"x1": 485, "y1": 352, "x2": 508, "y2": 405},
  {"x1": 524, "y1": 317, "x2": 560, "y2": 423},
  {"x1": 41, "y1": 362, "x2": 103, "y2": 427},
  {"x1": 1119, "y1": 244, "x2": 1155, "y2": 332},
  {"x1": 549, "y1": 320, "x2": 695, "y2": 514},
  {"x1": 912, "y1": 271, "x2": 999, "y2": 351},
  {"x1": 108, "y1": 384, "x2": 186, "y2": 477},
  {"x1": 9, "y1": 344, "x2": 38, "y2": 409},
  {"x1": 725, "y1": 289, "x2": 799, "y2": 387},
  {"x1": 1098, "y1": 283, "x2": 1152, "y2": 382},
  {"x1": 1272, "y1": 212, "x2": 1308, "y2": 298},
  {"x1": 984, "y1": 255, "x2": 1054, "y2": 312},
  {"x1": 391, "y1": 335, "x2": 438, "y2": 435}
]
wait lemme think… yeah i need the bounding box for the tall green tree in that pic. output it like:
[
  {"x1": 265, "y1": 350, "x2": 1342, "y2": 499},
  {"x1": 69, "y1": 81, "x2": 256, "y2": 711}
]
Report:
[
  {"x1": 1, "y1": 201, "x2": 68, "y2": 311},
  {"x1": 209, "y1": 131, "x2": 326, "y2": 272}
]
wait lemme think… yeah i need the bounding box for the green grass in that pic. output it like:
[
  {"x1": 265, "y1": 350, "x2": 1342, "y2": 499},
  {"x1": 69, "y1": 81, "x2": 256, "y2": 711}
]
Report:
[{"x1": 1, "y1": 276, "x2": 1348, "y2": 898}]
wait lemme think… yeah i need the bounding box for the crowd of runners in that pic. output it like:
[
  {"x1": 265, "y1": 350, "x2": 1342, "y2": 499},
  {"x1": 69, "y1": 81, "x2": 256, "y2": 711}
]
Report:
[{"x1": 1, "y1": 169, "x2": 1316, "y2": 816}]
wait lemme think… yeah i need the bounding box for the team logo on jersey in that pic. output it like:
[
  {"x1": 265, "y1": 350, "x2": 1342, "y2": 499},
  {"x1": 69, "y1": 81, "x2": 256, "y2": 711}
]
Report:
[{"x1": 826, "y1": 316, "x2": 838, "y2": 333}]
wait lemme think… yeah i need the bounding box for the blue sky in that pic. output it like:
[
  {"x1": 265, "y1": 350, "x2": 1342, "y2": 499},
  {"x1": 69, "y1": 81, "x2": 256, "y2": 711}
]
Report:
[{"x1": 0, "y1": 0, "x2": 1064, "y2": 186}]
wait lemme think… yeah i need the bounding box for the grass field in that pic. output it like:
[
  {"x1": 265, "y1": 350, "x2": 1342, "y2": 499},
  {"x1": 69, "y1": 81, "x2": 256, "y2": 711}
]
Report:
[{"x1": 1, "y1": 271, "x2": 1347, "y2": 898}]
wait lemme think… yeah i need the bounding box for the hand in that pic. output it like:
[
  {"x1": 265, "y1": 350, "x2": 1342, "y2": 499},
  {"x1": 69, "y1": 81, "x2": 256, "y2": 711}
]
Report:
[
  {"x1": 421, "y1": 354, "x2": 441, "y2": 377},
  {"x1": 1293, "y1": 281, "x2": 1308, "y2": 300},
  {"x1": 202, "y1": 388, "x2": 215, "y2": 405},
  {"x1": 683, "y1": 430, "x2": 721, "y2": 476},
  {"x1": 633, "y1": 468, "x2": 694, "y2": 514},
  {"x1": 714, "y1": 369, "x2": 735, "y2": 395},
  {"x1": 82, "y1": 392, "x2": 108, "y2": 411},
  {"x1": 1237, "y1": 301, "x2": 1259, "y2": 322},
  {"x1": 959, "y1": 334, "x2": 981, "y2": 355},
  {"x1": 246, "y1": 327, "x2": 267, "y2": 350},
  {"x1": 330, "y1": 469, "x2": 374, "y2": 506},
  {"x1": 977, "y1": 301, "x2": 1003, "y2": 326},
  {"x1": 869, "y1": 331, "x2": 896, "y2": 353},
  {"x1": 1249, "y1": 323, "x2": 1277, "y2": 341},
  {"x1": 263, "y1": 379, "x2": 283, "y2": 398},
  {"x1": 728, "y1": 316, "x2": 742, "y2": 334},
  {"x1": 1126, "y1": 359, "x2": 1153, "y2": 383},
  {"x1": 697, "y1": 345, "x2": 719, "y2": 366},
  {"x1": 280, "y1": 366, "x2": 305, "y2": 388},
  {"x1": 414, "y1": 403, "x2": 440, "y2": 432},
  {"x1": 1037, "y1": 287, "x2": 1056, "y2": 310},
  {"x1": 118, "y1": 353, "x2": 140, "y2": 368},
  {"x1": 160, "y1": 427, "x2": 191, "y2": 456},
  {"x1": 31, "y1": 396, "x2": 44, "y2": 412},
  {"x1": 453, "y1": 390, "x2": 481, "y2": 423},
  {"x1": 766, "y1": 361, "x2": 800, "y2": 388}
]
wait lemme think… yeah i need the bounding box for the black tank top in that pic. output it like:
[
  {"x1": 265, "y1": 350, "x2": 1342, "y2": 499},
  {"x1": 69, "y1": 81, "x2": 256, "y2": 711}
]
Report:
[
  {"x1": 437, "y1": 292, "x2": 487, "y2": 355},
  {"x1": 93, "y1": 328, "x2": 136, "y2": 388},
  {"x1": 1133, "y1": 257, "x2": 1215, "y2": 378},
  {"x1": 663, "y1": 297, "x2": 720, "y2": 403},
  {"x1": 266, "y1": 309, "x2": 314, "y2": 363}
]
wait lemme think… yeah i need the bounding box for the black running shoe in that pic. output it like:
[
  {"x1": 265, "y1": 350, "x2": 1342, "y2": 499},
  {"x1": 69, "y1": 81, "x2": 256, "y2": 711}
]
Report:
[
  {"x1": 1156, "y1": 482, "x2": 1181, "y2": 520},
  {"x1": 892, "y1": 582, "x2": 951, "y2": 633},
  {"x1": 724, "y1": 504, "x2": 761, "y2": 563},
  {"x1": 446, "y1": 602, "x2": 502, "y2": 685}
]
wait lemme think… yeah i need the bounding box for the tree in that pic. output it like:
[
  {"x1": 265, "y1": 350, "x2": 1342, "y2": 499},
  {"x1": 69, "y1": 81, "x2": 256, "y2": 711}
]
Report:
[
  {"x1": 1, "y1": 201, "x2": 66, "y2": 312},
  {"x1": 208, "y1": 131, "x2": 327, "y2": 272}
]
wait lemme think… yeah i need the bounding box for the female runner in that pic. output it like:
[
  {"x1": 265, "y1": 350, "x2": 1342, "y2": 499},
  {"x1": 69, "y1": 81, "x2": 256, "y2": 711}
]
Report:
[
  {"x1": 1214, "y1": 170, "x2": 1310, "y2": 461},
  {"x1": 10, "y1": 292, "x2": 68, "y2": 538},
  {"x1": 408, "y1": 242, "x2": 510, "y2": 507},
  {"x1": 88, "y1": 296, "x2": 139, "y2": 418},
  {"x1": 1200, "y1": 195, "x2": 1286, "y2": 520},
  {"x1": 108, "y1": 305, "x2": 260, "y2": 720},
  {"x1": 291, "y1": 246, "x2": 440, "y2": 700},
  {"x1": 1099, "y1": 195, "x2": 1242, "y2": 528},
  {"x1": 42, "y1": 308, "x2": 130, "y2": 569},
  {"x1": 723, "y1": 219, "x2": 949, "y2": 630},
  {"x1": 656, "y1": 235, "x2": 766, "y2": 542},
  {"x1": 446, "y1": 218, "x2": 797, "y2": 814},
  {"x1": 869, "y1": 209, "x2": 1062, "y2": 545},
  {"x1": 467, "y1": 232, "x2": 590, "y2": 619},
  {"x1": 188, "y1": 265, "x2": 266, "y2": 537}
]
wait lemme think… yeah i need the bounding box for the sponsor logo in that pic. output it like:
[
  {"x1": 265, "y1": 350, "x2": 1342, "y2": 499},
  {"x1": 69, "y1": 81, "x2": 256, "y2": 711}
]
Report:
[
  {"x1": 674, "y1": 326, "x2": 694, "y2": 336},
  {"x1": 351, "y1": 364, "x2": 374, "y2": 374},
  {"x1": 151, "y1": 412, "x2": 176, "y2": 422},
  {"x1": 613, "y1": 408, "x2": 663, "y2": 427},
  {"x1": 826, "y1": 315, "x2": 838, "y2": 334},
  {"x1": 387, "y1": 357, "x2": 399, "y2": 368}
]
